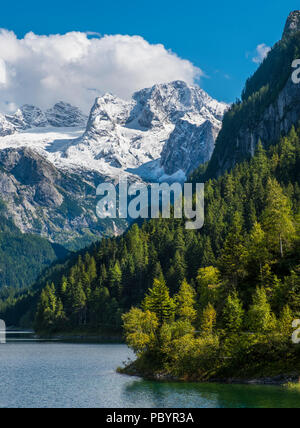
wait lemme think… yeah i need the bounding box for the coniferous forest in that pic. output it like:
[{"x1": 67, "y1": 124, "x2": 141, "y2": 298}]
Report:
[
  {"x1": 2, "y1": 124, "x2": 299, "y2": 380},
  {"x1": 1, "y1": 12, "x2": 300, "y2": 383}
]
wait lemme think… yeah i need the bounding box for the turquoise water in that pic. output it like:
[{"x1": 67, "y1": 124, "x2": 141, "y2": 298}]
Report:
[{"x1": 0, "y1": 341, "x2": 300, "y2": 408}]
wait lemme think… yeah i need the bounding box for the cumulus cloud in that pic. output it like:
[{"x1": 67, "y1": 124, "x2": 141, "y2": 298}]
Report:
[
  {"x1": 252, "y1": 43, "x2": 271, "y2": 64},
  {"x1": 0, "y1": 29, "x2": 202, "y2": 113}
]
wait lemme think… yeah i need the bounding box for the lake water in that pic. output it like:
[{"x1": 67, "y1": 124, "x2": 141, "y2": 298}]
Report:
[{"x1": 0, "y1": 341, "x2": 300, "y2": 408}]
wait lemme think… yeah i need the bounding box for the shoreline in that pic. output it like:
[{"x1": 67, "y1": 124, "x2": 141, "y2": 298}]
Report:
[
  {"x1": 33, "y1": 329, "x2": 124, "y2": 343},
  {"x1": 118, "y1": 362, "x2": 300, "y2": 386}
]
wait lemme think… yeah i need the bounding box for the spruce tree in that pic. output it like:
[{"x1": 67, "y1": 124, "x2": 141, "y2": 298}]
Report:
[{"x1": 143, "y1": 277, "x2": 175, "y2": 326}]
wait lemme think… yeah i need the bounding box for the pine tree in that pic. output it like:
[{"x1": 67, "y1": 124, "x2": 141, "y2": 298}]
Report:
[
  {"x1": 175, "y1": 279, "x2": 197, "y2": 323},
  {"x1": 200, "y1": 303, "x2": 216, "y2": 336},
  {"x1": 247, "y1": 287, "x2": 276, "y2": 333},
  {"x1": 262, "y1": 178, "x2": 295, "y2": 257},
  {"x1": 247, "y1": 222, "x2": 270, "y2": 283},
  {"x1": 143, "y1": 278, "x2": 175, "y2": 326},
  {"x1": 218, "y1": 212, "x2": 248, "y2": 288},
  {"x1": 109, "y1": 261, "x2": 122, "y2": 298},
  {"x1": 278, "y1": 305, "x2": 293, "y2": 336},
  {"x1": 197, "y1": 266, "x2": 221, "y2": 312},
  {"x1": 223, "y1": 292, "x2": 244, "y2": 332}
]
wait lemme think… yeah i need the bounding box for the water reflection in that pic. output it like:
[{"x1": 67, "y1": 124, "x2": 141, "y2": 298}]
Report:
[
  {"x1": 123, "y1": 380, "x2": 300, "y2": 408},
  {"x1": 1, "y1": 342, "x2": 300, "y2": 408}
]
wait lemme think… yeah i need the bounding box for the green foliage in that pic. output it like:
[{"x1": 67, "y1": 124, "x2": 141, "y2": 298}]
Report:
[
  {"x1": 262, "y1": 178, "x2": 295, "y2": 257},
  {"x1": 247, "y1": 287, "x2": 276, "y2": 333},
  {"x1": 122, "y1": 308, "x2": 159, "y2": 355},
  {"x1": 175, "y1": 279, "x2": 197, "y2": 323},
  {"x1": 223, "y1": 292, "x2": 244, "y2": 333},
  {"x1": 2, "y1": 118, "x2": 298, "y2": 384},
  {"x1": 143, "y1": 277, "x2": 175, "y2": 326},
  {"x1": 0, "y1": 211, "x2": 68, "y2": 290},
  {"x1": 200, "y1": 303, "x2": 217, "y2": 336}
]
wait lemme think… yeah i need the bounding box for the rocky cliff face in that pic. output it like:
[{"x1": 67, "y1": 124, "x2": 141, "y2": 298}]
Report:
[
  {"x1": 0, "y1": 114, "x2": 16, "y2": 136},
  {"x1": 283, "y1": 10, "x2": 300, "y2": 37},
  {"x1": 77, "y1": 81, "x2": 227, "y2": 178},
  {"x1": 161, "y1": 119, "x2": 217, "y2": 176},
  {"x1": 6, "y1": 105, "x2": 49, "y2": 130},
  {"x1": 5, "y1": 103, "x2": 87, "y2": 132},
  {"x1": 45, "y1": 102, "x2": 88, "y2": 127},
  {"x1": 0, "y1": 147, "x2": 126, "y2": 249},
  {"x1": 208, "y1": 11, "x2": 300, "y2": 177},
  {"x1": 213, "y1": 76, "x2": 300, "y2": 174}
]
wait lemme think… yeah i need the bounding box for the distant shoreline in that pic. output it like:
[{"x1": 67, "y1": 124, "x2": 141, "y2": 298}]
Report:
[{"x1": 36, "y1": 331, "x2": 124, "y2": 343}]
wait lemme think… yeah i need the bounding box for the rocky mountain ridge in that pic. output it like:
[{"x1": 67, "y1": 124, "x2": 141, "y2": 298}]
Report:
[
  {"x1": 75, "y1": 80, "x2": 227, "y2": 179},
  {"x1": 0, "y1": 81, "x2": 227, "y2": 249},
  {"x1": 207, "y1": 11, "x2": 300, "y2": 177},
  {"x1": 0, "y1": 146, "x2": 126, "y2": 249},
  {"x1": 2, "y1": 102, "x2": 87, "y2": 135}
]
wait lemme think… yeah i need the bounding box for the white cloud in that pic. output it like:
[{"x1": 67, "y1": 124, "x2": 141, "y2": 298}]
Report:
[
  {"x1": 252, "y1": 43, "x2": 271, "y2": 64},
  {"x1": 0, "y1": 29, "x2": 202, "y2": 113}
]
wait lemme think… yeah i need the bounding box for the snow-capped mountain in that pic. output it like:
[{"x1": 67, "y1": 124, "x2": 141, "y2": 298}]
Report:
[
  {"x1": 64, "y1": 81, "x2": 228, "y2": 180},
  {"x1": 6, "y1": 105, "x2": 48, "y2": 130},
  {"x1": 0, "y1": 113, "x2": 16, "y2": 136},
  {"x1": 161, "y1": 119, "x2": 218, "y2": 176},
  {"x1": 0, "y1": 81, "x2": 227, "y2": 247},
  {"x1": 4, "y1": 102, "x2": 88, "y2": 132},
  {"x1": 0, "y1": 82, "x2": 226, "y2": 180},
  {"x1": 45, "y1": 102, "x2": 88, "y2": 127}
]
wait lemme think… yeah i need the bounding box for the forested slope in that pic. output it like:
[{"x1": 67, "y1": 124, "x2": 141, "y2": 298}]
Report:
[
  {"x1": 4, "y1": 125, "x2": 298, "y2": 338},
  {"x1": 0, "y1": 199, "x2": 69, "y2": 290},
  {"x1": 206, "y1": 29, "x2": 300, "y2": 177}
]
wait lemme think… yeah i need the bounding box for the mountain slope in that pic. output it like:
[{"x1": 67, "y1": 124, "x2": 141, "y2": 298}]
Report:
[
  {"x1": 5, "y1": 103, "x2": 88, "y2": 132},
  {"x1": 5, "y1": 124, "x2": 299, "y2": 331},
  {"x1": 75, "y1": 81, "x2": 227, "y2": 180},
  {"x1": 0, "y1": 82, "x2": 226, "y2": 264},
  {"x1": 0, "y1": 82, "x2": 226, "y2": 181},
  {"x1": 0, "y1": 200, "x2": 69, "y2": 289},
  {"x1": 0, "y1": 147, "x2": 126, "y2": 250},
  {"x1": 206, "y1": 12, "x2": 300, "y2": 177}
]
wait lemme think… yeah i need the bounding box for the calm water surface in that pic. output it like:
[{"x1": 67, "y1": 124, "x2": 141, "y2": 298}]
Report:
[{"x1": 0, "y1": 341, "x2": 300, "y2": 408}]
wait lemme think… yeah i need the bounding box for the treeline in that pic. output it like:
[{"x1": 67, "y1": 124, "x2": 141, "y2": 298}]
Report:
[{"x1": 32, "y1": 126, "x2": 299, "y2": 345}]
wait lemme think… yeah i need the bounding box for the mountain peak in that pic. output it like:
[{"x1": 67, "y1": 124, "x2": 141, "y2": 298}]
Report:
[
  {"x1": 0, "y1": 113, "x2": 16, "y2": 136},
  {"x1": 283, "y1": 10, "x2": 300, "y2": 38},
  {"x1": 45, "y1": 102, "x2": 87, "y2": 127}
]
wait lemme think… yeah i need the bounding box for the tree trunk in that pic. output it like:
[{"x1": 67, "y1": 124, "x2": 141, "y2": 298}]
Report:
[{"x1": 280, "y1": 235, "x2": 284, "y2": 258}]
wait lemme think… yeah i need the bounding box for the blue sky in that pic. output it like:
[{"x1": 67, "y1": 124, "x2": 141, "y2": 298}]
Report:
[{"x1": 1, "y1": 0, "x2": 299, "y2": 104}]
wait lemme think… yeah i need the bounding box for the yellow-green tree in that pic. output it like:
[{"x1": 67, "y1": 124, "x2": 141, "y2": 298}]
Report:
[
  {"x1": 197, "y1": 266, "x2": 221, "y2": 311},
  {"x1": 247, "y1": 287, "x2": 276, "y2": 333},
  {"x1": 223, "y1": 292, "x2": 244, "y2": 332},
  {"x1": 262, "y1": 178, "x2": 295, "y2": 258},
  {"x1": 201, "y1": 303, "x2": 217, "y2": 336},
  {"x1": 143, "y1": 278, "x2": 175, "y2": 326},
  {"x1": 175, "y1": 279, "x2": 197, "y2": 323},
  {"x1": 122, "y1": 308, "x2": 158, "y2": 355}
]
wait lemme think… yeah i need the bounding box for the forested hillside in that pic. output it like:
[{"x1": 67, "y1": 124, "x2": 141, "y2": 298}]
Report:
[
  {"x1": 4, "y1": 125, "x2": 298, "y2": 342},
  {"x1": 0, "y1": 199, "x2": 69, "y2": 290},
  {"x1": 1, "y1": 11, "x2": 300, "y2": 381},
  {"x1": 207, "y1": 30, "x2": 300, "y2": 178},
  {"x1": 121, "y1": 128, "x2": 300, "y2": 380}
]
